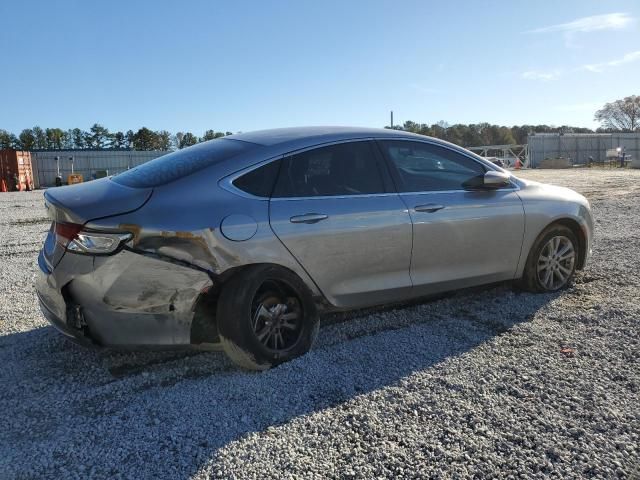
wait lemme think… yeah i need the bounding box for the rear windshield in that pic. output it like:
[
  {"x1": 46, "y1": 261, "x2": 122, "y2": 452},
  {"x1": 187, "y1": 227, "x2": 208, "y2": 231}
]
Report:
[{"x1": 112, "y1": 139, "x2": 257, "y2": 188}]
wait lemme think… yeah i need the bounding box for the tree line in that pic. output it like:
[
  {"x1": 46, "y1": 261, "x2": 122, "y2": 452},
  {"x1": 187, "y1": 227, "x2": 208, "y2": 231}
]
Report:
[
  {"x1": 386, "y1": 122, "x2": 597, "y2": 147},
  {"x1": 0, "y1": 122, "x2": 602, "y2": 152},
  {"x1": 388, "y1": 96, "x2": 638, "y2": 146},
  {"x1": 1, "y1": 95, "x2": 637, "y2": 151},
  {"x1": 0, "y1": 124, "x2": 233, "y2": 151}
]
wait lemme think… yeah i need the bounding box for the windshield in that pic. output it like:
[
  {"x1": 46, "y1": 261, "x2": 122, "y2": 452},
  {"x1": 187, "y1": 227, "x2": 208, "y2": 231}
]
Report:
[{"x1": 112, "y1": 139, "x2": 257, "y2": 188}]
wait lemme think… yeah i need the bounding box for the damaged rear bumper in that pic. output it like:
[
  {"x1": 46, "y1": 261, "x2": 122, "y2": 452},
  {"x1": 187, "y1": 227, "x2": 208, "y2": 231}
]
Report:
[
  {"x1": 37, "y1": 289, "x2": 96, "y2": 347},
  {"x1": 36, "y1": 248, "x2": 216, "y2": 348}
]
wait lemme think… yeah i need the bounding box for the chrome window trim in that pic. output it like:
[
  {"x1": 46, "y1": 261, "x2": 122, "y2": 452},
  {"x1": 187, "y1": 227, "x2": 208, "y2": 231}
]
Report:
[
  {"x1": 397, "y1": 186, "x2": 520, "y2": 195},
  {"x1": 282, "y1": 137, "x2": 375, "y2": 157},
  {"x1": 219, "y1": 136, "x2": 519, "y2": 200},
  {"x1": 270, "y1": 192, "x2": 401, "y2": 202}
]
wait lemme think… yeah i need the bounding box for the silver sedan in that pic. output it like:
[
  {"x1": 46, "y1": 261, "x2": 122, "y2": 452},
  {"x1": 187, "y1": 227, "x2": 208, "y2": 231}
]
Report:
[{"x1": 36, "y1": 127, "x2": 593, "y2": 370}]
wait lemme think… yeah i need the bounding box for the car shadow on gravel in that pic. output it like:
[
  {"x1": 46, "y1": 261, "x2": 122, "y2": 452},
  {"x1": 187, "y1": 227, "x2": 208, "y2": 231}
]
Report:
[{"x1": 1, "y1": 283, "x2": 566, "y2": 478}]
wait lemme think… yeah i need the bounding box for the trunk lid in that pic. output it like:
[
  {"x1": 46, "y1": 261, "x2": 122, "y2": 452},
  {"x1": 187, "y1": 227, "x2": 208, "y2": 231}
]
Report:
[
  {"x1": 42, "y1": 178, "x2": 152, "y2": 269},
  {"x1": 44, "y1": 177, "x2": 152, "y2": 224}
]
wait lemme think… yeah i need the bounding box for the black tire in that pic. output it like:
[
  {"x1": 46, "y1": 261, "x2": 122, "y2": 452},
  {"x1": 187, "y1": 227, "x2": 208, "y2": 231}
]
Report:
[
  {"x1": 216, "y1": 265, "x2": 319, "y2": 370},
  {"x1": 519, "y1": 224, "x2": 579, "y2": 293}
]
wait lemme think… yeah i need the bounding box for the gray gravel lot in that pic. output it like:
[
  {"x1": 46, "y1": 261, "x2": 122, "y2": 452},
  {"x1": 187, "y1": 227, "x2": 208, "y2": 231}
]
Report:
[{"x1": 1, "y1": 169, "x2": 639, "y2": 479}]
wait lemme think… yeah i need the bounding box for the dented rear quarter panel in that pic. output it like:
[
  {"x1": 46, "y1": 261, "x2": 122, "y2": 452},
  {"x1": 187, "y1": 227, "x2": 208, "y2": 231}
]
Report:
[
  {"x1": 67, "y1": 250, "x2": 213, "y2": 346},
  {"x1": 84, "y1": 153, "x2": 323, "y2": 299}
]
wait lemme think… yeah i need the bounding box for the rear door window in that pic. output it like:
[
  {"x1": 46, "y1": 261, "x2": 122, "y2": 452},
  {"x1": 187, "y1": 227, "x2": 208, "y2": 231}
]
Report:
[
  {"x1": 272, "y1": 141, "x2": 387, "y2": 197},
  {"x1": 113, "y1": 139, "x2": 258, "y2": 188}
]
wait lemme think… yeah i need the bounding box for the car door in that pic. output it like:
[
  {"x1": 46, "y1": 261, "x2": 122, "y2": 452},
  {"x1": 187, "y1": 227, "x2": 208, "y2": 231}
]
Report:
[
  {"x1": 377, "y1": 139, "x2": 525, "y2": 295},
  {"x1": 269, "y1": 140, "x2": 413, "y2": 308}
]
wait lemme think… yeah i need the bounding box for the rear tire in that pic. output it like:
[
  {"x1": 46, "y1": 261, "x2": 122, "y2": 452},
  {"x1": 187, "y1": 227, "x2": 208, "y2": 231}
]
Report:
[
  {"x1": 519, "y1": 224, "x2": 578, "y2": 293},
  {"x1": 216, "y1": 265, "x2": 319, "y2": 370}
]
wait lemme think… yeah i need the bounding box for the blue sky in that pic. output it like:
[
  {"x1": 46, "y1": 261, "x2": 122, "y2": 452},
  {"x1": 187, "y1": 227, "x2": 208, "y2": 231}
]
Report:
[{"x1": 1, "y1": 0, "x2": 639, "y2": 134}]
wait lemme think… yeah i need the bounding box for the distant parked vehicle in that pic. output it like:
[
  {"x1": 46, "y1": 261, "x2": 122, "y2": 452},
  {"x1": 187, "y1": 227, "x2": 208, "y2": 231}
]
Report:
[{"x1": 36, "y1": 127, "x2": 593, "y2": 370}]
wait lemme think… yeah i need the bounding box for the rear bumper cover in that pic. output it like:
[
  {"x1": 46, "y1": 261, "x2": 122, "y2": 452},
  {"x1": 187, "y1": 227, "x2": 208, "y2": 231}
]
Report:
[
  {"x1": 36, "y1": 248, "x2": 214, "y2": 348},
  {"x1": 37, "y1": 289, "x2": 95, "y2": 347}
]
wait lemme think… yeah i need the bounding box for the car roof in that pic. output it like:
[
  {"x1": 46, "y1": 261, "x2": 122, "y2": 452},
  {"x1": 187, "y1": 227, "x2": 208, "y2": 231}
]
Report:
[
  {"x1": 227, "y1": 126, "x2": 426, "y2": 149},
  {"x1": 216, "y1": 126, "x2": 497, "y2": 172}
]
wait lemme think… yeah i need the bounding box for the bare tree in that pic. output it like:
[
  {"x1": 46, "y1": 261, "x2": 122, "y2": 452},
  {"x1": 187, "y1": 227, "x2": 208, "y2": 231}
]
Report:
[{"x1": 594, "y1": 95, "x2": 640, "y2": 131}]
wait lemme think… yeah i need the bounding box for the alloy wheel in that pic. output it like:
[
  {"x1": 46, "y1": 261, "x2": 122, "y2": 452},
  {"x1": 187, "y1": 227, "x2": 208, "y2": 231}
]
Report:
[
  {"x1": 536, "y1": 235, "x2": 575, "y2": 290},
  {"x1": 250, "y1": 283, "x2": 303, "y2": 353}
]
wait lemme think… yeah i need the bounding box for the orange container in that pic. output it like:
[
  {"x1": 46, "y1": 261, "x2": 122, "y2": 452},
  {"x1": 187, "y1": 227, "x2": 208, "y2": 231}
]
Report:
[
  {"x1": 67, "y1": 173, "x2": 84, "y2": 185},
  {"x1": 0, "y1": 150, "x2": 34, "y2": 191}
]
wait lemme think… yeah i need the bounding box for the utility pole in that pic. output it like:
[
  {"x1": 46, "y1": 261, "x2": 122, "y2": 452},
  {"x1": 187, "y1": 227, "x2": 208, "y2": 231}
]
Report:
[{"x1": 390, "y1": 111, "x2": 394, "y2": 129}]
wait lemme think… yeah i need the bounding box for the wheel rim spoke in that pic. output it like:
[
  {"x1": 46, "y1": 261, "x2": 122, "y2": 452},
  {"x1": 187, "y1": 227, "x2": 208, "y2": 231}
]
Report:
[
  {"x1": 255, "y1": 325, "x2": 272, "y2": 344},
  {"x1": 253, "y1": 305, "x2": 272, "y2": 330},
  {"x1": 557, "y1": 243, "x2": 571, "y2": 257},
  {"x1": 559, "y1": 252, "x2": 575, "y2": 262},
  {"x1": 274, "y1": 330, "x2": 284, "y2": 349},
  {"x1": 280, "y1": 322, "x2": 297, "y2": 331},
  {"x1": 280, "y1": 311, "x2": 298, "y2": 320},
  {"x1": 250, "y1": 285, "x2": 303, "y2": 352}
]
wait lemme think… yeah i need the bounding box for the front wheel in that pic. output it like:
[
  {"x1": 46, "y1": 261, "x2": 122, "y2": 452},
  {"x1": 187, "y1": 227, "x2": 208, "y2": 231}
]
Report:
[
  {"x1": 216, "y1": 265, "x2": 319, "y2": 370},
  {"x1": 520, "y1": 225, "x2": 578, "y2": 292}
]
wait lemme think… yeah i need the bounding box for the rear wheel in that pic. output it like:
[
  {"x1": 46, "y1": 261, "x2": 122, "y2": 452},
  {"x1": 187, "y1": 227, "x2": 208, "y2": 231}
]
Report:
[
  {"x1": 520, "y1": 224, "x2": 578, "y2": 292},
  {"x1": 217, "y1": 265, "x2": 319, "y2": 370}
]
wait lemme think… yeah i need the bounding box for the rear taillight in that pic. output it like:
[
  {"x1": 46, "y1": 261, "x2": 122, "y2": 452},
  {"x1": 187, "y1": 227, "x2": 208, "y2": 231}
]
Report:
[
  {"x1": 54, "y1": 222, "x2": 132, "y2": 255},
  {"x1": 54, "y1": 222, "x2": 83, "y2": 247}
]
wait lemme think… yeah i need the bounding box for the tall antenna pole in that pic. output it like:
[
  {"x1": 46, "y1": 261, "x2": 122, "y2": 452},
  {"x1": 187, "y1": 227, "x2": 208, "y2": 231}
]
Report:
[{"x1": 390, "y1": 111, "x2": 394, "y2": 128}]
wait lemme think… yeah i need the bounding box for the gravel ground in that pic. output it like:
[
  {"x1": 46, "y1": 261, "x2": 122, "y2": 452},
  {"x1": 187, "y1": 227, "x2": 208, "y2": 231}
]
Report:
[{"x1": 1, "y1": 169, "x2": 639, "y2": 479}]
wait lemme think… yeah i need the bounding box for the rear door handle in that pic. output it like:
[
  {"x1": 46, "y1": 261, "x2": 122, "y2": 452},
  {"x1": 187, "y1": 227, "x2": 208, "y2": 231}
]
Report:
[
  {"x1": 289, "y1": 213, "x2": 329, "y2": 224},
  {"x1": 414, "y1": 203, "x2": 445, "y2": 213}
]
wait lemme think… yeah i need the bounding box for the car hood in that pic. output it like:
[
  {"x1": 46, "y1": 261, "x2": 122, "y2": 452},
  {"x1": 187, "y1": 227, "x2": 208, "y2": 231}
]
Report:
[{"x1": 516, "y1": 177, "x2": 590, "y2": 207}]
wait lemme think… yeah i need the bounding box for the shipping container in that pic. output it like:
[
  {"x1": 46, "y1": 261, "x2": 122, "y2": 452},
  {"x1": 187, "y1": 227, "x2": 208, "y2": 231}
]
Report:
[{"x1": 0, "y1": 150, "x2": 34, "y2": 191}]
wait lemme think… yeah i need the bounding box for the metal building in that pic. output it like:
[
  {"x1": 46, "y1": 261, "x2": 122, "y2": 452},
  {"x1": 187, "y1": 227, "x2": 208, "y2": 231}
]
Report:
[
  {"x1": 31, "y1": 150, "x2": 167, "y2": 187},
  {"x1": 527, "y1": 133, "x2": 640, "y2": 168}
]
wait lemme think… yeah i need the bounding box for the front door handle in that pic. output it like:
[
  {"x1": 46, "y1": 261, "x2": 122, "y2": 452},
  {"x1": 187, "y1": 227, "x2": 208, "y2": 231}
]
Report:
[
  {"x1": 290, "y1": 213, "x2": 329, "y2": 224},
  {"x1": 414, "y1": 203, "x2": 445, "y2": 213}
]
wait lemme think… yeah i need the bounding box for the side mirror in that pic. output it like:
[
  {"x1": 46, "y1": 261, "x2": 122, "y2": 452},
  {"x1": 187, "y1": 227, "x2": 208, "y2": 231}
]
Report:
[{"x1": 483, "y1": 170, "x2": 511, "y2": 188}]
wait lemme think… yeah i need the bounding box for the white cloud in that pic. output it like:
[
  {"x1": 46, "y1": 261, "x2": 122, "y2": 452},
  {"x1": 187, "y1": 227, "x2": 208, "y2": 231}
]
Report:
[
  {"x1": 521, "y1": 70, "x2": 562, "y2": 81},
  {"x1": 582, "y1": 50, "x2": 640, "y2": 72},
  {"x1": 527, "y1": 13, "x2": 635, "y2": 48},
  {"x1": 528, "y1": 12, "x2": 634, "y2": 34}
]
